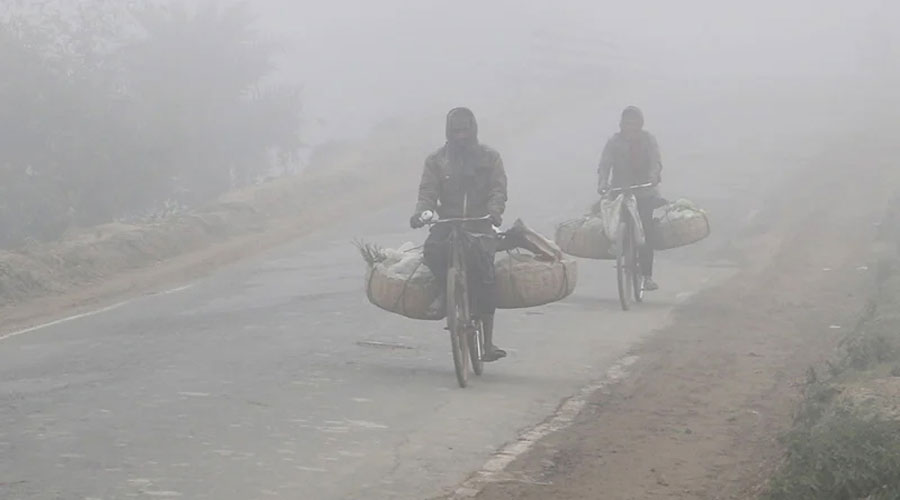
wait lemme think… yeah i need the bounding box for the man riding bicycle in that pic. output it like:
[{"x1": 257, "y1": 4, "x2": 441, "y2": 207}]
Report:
[
  {"x1": 598, "y1": 106, "x2": 665, "y2": 291},
  {"x1": 410, "y1": 107, "x2": 508, "y2": 361}
]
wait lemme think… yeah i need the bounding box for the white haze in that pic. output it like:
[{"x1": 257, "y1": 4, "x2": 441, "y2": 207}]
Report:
[{"x1": 251, "y1": 0, "x2": 898, "y2": 145}]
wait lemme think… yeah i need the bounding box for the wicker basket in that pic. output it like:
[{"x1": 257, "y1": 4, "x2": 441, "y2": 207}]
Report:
[
  {"x1": 365, "y1": 250, "x2": 445, "y2": 320},
  {"x1": 555, "y1": 216, "x2": 615, "y2": 260},
  {"x1": 495, "y1": 252, "x2": 577, "y2": 309},
  {"x1": 651, "y1": 206, "x2": 711, "y2": 250}
]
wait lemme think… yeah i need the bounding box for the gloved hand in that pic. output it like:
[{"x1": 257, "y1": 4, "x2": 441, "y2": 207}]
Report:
[
  {"x1": 489, "y1": 213, "x2": 503, "y2": 227},
  {"x1": 597, "y1": 183, "x2": 609, "y2": 195},
  {"x1": 410, "y1": 210, "x2": 435, "y2": 229}
]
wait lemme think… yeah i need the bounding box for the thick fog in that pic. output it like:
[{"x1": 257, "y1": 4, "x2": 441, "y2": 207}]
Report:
[
  {"x1": 1, "y1": 0, "x2": 898, "y2": 246},
  {"x1": 4, "y1": 4, "x2": 900, "y2": 499},
  {"x1": 255, "y1": 0, "x2": 898, "y2": 143}
]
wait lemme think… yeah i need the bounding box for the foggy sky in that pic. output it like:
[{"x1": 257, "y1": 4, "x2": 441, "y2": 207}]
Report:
[{"x1": 248, "y1": 0, "x2": 895, "y2": 145}]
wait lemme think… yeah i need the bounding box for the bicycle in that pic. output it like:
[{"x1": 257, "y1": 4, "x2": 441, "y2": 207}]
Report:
[
  {"x1": 422, "y1": 213, "x2": 493, "y2": 388},
  {"x1": 601, "y1": 183, "x2": 654, "y2": 311}
]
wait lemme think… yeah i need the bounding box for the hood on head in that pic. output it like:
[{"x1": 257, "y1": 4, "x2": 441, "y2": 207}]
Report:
[
  {"x1": 620, "y1": 105, "x2": 645, "y2": 130},
  {"x1": 446, "y1": 107, "x2": 478, "y2": 142}
]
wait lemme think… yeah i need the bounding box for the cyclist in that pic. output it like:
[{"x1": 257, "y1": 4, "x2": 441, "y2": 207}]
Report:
[
  {"x1": 410, "y1": 107, "x2": 508, "y2": 361},
  {"x1": 598, "y1": 106, "x2": 665, "y2": 291}
]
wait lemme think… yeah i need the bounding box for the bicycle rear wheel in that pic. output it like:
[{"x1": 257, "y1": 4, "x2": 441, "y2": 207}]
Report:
[
  {"x1": 633, "y1": 236, "x2": 644, "y2": 304},
  {"x1": 470, "y1": 319, "x2": 484, "y2": 376}
]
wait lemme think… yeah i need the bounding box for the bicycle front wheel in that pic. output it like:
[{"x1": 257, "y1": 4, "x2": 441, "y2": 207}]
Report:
[
  {"x1": 617, "y1": 222, "x2": 633, "y2": 311},
  {"x1": 447, "y1": 269, "x2": 469, "y2": 388}
]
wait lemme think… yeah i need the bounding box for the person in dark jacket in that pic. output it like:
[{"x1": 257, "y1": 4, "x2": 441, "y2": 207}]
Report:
[
  {"x1": 598, "y1": 106, "x2": 665, "y2": 291},
  {"x1": 410, "y1": 107, "x2": 508, "y2": 361}
]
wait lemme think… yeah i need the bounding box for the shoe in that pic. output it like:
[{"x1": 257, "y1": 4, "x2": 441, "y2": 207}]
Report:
[
  {"x1": 642, "y1": 277, "x2": 659, "y2": 291},
  {"x1": 482, "y1": 345, "x2": 507, "y2": 362}
]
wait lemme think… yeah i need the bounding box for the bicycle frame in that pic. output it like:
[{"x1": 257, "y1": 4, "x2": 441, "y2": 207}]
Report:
[
  {"x1": 427, "y1": 215, "x2": 491, "y2": 387},
  {"x1": 603, "y1": 183, "x2": 653, "y2": 309},
  {"x1": 604, "y1": 182, "x2": 654, "y2": 246},
  {"x1": 447, "y1": 222, "x2": 472, "y2": 331}
]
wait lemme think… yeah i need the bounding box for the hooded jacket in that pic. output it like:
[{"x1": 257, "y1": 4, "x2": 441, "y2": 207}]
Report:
[
  {"x1": 598, "y1": 106, "x2": 663, "y2": 191},
  {"x1": 415, "y1": 108, "x2": 507, "y2": 222}
]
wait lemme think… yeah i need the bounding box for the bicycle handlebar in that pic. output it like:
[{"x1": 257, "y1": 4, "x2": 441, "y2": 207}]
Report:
[
  {"x1": 603, "y1": 182, "x2": 655, "y2": 195},
  {"x1": 427, "y1": 215, "x2": 492, "y2": 225}
]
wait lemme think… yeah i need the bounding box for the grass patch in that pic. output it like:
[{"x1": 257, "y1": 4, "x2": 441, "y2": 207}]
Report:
[{"x1": 766, "y1": 411, "x2": 900, "y2": 500}]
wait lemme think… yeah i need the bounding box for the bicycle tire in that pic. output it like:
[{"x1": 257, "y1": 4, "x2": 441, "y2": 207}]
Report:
[
  {"x1": 617, "y1": 221, "x2": 632, "y2": 311},
  {"x1": 633, "y1": 231, "x2": 644, "y2": 303},
  {"x1": 447, "y1": 266, "x2": 469, "y2": 388},
  {"x1": 470, "y1": 319, "x2": 484, "y2": 376}
]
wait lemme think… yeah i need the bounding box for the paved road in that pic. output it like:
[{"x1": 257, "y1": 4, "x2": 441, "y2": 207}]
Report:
[
  {"x1": 1, "y1": 104, "x2": 755, "y2": 499},
  {"x1": 0, "y1": 198, "x2": 734, "y2": 500}
]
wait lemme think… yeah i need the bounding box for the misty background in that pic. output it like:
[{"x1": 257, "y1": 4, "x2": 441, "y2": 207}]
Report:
[{"x1": 1, "y1": 0, "x2": 897, "y2": 248}]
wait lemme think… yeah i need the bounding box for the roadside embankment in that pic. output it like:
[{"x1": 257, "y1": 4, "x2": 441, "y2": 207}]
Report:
[{"x1": 0, "y1": 127, "x2": 430, "y2": 329}]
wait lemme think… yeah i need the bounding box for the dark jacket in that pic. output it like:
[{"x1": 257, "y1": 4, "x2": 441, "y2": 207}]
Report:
[
  {"x1": 598, "y1": 130, "x2": 663, "y2": 192},
  {"x1": 415, "y1": 143, "x2": 507, "y2": 223}
]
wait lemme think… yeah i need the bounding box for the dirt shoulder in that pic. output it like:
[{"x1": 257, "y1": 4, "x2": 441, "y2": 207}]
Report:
[
  {"x1": 763, "y1": 194, "x2": 900, "y2": 499},
  {"x1": 463, "y1": 136, "x2": 900, "y2": 500}
]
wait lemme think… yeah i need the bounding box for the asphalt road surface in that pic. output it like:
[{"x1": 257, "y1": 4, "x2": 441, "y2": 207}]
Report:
[
  {"x1": 0, "y1": 196, "x2": 736, "y2": 500},
  {"x1": 1, "y1": 105, "x2": 754, "y2": 499}
]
